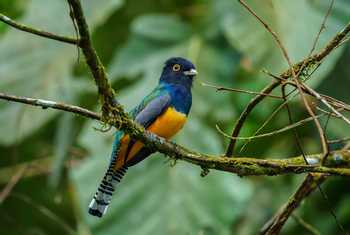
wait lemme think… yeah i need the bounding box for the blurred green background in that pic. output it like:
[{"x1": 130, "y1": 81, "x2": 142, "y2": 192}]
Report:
[{"x1": 0, "y1": 0, "x2": 349, "y2": 234}]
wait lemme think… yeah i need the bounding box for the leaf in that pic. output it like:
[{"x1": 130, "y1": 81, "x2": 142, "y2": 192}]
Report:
[
  {"x1": 0, "y1": 0, "x2": 123, "y2": 145},
  {"x1": 49, "y1": 113, "x2": 75, "y2": 188},
  {"x1": 216, "y1": 0, "x2": 349, "y2": 86},
  {"x1": 131, "y1": 14, "x2": 192, "y2": 42},
  {"x1": 109, "y1": 37, "x2": 189, "y2": 80}
]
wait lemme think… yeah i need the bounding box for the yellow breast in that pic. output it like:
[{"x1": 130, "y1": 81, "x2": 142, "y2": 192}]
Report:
[
  {"x1": 115, "y1": 107, "x2": 187, "y2": 169},
  {"x1": 147, "y1": 107, "x2": 187, "y2": 139}
]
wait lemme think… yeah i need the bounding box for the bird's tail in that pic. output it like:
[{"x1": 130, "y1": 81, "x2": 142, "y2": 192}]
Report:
[{"x1": 88, "y1": 166, "x2": 128, "y2": 217}]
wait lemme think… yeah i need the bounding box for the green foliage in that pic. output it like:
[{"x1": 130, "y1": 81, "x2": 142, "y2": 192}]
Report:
[
  {"x1": 0, "y1": 0, "x2": 350, "y2": 235},
  {"x1": 217, "y1": 0, "x2": 347, "y2": 86},
  {"x1": 0, "y1": 0, "x2": 122, "y2": 145}
]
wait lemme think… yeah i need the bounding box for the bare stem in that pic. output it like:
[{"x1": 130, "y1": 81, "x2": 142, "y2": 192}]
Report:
[
  {"x1": 2, "y1": 92, "x2": 350, "y2": 177},
  {"x1": 0, "y1": 92, "x2": 101, "y2": 120},
  {"x1": 259, "y1": 174, "x2": 326, "y2": 235},
  {"x1": 0, "y1": 13, "x2": 78, "y2": 45}
]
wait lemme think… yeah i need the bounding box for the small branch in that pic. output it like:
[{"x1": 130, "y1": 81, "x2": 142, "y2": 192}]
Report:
[
  {"x1": 328, "y1": 137, "x2": 350, "y2": 144},
  {"x1": 0, "y1": 165, "x2": 27, "y2": 203},
  {"x1": 4, "y1": 0, "x2": 348, "y2": 178},
  {"x1": 0, "y1": 92, "x2": 101, "y2": 120},
  {"x1": 217, "y1": 111, "x2": 337, "y2": 141},
  {"x1": 0, "y1": 93, "x2": 350, "y2": 176},
  {"x1": 296, "y1": 0, "x2": 335, "y2": 78},
  {"x1": 225, "y1": 81, "x2": 281, "y2": 156},
  {"x1": 0, "y1": 13, "x2": 78, "y2": 45},
  {"x1": 201, "y1": 82, "x2": 282, "y2": 99},
  {"x1": 238, "y1": 0, "x2": 296, "y2": 78},
  {"x1": 11, "y1": 193, "x2": 75, "y2": 234},
  {"x1": 314, "y1": 22, "x2": 350, "y2": 62},
  {"x1": 239, "y1": 91, "x2": 300, "y2": 153},
  {"x1": 66, "y1": 0, "x2": 117, "y2": 111},
  {"x1": 283, "y1": 80, "x2": 350, "y2": 112},
  {"x1": 1, "y1": 92, "x2": 350, "y2": 177},
  {"x1": 238, "y1": 0, "x2": 329, "y2": 159},
  {"x1": 294, "y1": 77, "x2": 329, "y2": 160},
  {"x1": 292, "y1": 214, "x2": 321, "y2": 235},
  {"x1": 259, "y1": 174, "x2": 327, "y2": 235},
  {"x1": 225, "y1": 21, "x2": 350, "y2": 156},
  {"x1": 303, "y1": 84, "x2": 350, "y2": 126}
]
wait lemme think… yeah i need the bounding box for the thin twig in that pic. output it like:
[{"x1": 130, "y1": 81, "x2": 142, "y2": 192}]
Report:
[
  {"x1": 260, "y1": 83, "x2": 323, "y2": 235},
  {"x1": 283, "y1": 80, "x2": 350, "y2": 112},
  {"x1": 1, "y1": 92, "x2": 350, "y2": 177},
  {"x1": 11, "y1": 193, "x2": 75, "y2": 234},
  {"x1": 303, "y1": 84, "x2": 350, "y2": 126},
  {"x1": 335, "y1": 36, "x2": 350, "y2": 50},
  {"x1": 259, "y1": 174, "x2": 327, "y2": 235},
  {"x1": 217, "y1": 112, "x2": 336, "y2": 141},
  {"x1": 2, "y1": 0, "x2": 350, "y2": 179},
  {"x1": 67, "y1": 1, "x2": 81, "y2": 63},
  {"x1": 292, "y1": 214, "x2": 321, "y2": 235},
  {"x1": 201, "y1": 82, "x2": 283, "y2": 99},
  {"x1": 259, "y1": 0, "x2": 346, "y2": 229},
  {"x1": 225, "y1": 12, "x2": 350, "y2": 157},
  {"x1": 317, "y1": 106, "x2": 344, "y2": 118},
  {"x1": 225, "y1": 81, "x2": 281, "y2": 156},
  {"x1": 294, "y1": 77, "x2": 330, "y2": 160},
  {"x1": 316, "y1": 183, "x2": 349, "y2": 234},
  {"x1": 296, "y1": 0, "x2": 335, "y2": 78},
  {"x1": 0, "y1": 92, "x2": 101, "y2": 121},
  {"x1": 66, "y1": 0, "x2": 117, "y2": 110},
  {"x1": 239, "y1": 90, "x2": 300, "y2": 153},
  {"x1": 328, "y1": 137, "x2": 350, "y2": 144},
  {"x1": 0, "y1": 165, "x2": 27, "y2": 204},
  {"x1": 238, "y1": 0, "x2": 296, "y2": 77},
  {"x1": 0, "y1": 13, "x2": 78, "y2": 45},
  {"x1": 261, "y1": 69, "x2": 284, "y2": 81}
]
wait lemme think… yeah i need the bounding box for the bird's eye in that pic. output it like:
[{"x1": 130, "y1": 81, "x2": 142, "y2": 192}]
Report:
[{"x1": 172, "y1": 64, "x2": 181, "y2": 72}]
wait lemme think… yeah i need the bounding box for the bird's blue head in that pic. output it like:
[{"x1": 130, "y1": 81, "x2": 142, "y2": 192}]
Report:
[{"x1": 159, "y1": 57, "x2": 197, "y2": 88}]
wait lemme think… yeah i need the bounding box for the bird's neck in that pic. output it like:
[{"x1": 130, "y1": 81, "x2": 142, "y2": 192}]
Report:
[{"x1": 160, "y1": 83, "x2": 192, "y2": 115}]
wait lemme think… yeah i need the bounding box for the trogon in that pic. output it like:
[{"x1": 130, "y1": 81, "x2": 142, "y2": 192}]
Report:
[{"x1": 89, "y1": 57, "x2": 197, "y2": 217}]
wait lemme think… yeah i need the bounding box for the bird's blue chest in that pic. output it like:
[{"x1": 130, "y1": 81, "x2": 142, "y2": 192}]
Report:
[{"x1": 166, "y1": 85, "x2": 192, "y2": 115}]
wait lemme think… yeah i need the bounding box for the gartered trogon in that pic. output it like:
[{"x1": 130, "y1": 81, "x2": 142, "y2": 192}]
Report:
[{"x1": 89, "y1": 57, "x2": 197, "y2": 217}]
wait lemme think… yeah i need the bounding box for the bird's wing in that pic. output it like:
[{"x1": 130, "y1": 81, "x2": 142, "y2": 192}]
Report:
[
  {"x1": 110, "y1": 89, "x2": 171, "y2": 166},
  {"x1": 129, "y1": 88, "x2": 171, "y2": 126},
  {"x1": 133, "y1": 92, "x2": 171, "y2": 128}
]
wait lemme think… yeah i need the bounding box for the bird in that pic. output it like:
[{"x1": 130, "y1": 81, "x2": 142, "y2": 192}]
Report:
[{"x1": 88, "y1": 57, "x2": 197, "y2": 217}]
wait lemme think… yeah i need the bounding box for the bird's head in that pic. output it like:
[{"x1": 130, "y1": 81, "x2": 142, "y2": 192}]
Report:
[{"x1": 159, "y1": 57, "x2": 197, "y2": 88}]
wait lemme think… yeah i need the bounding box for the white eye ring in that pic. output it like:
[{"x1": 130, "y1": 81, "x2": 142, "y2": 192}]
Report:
[{"x1": 172, "y1": 64, "x2": 181, "y2": 72}]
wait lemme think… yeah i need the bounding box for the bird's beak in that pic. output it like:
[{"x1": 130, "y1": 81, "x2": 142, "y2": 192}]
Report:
[{"x1": 183, "y1": 68, "x2": 198, "y2": 76}]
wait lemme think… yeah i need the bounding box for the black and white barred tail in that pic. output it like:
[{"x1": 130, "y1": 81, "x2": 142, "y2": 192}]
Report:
[{"x1": 88, "y1": 166, "x2": 128, "y2": 217}]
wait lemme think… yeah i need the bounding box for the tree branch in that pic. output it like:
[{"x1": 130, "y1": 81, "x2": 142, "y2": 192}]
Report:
[
  {"x1": 66, "y1": 0, "x2": 117, "y2": 110},
  {"x1": 259, "y1": 174, "x2": 326, "y2": 235},
  {"x1": 225, "y1": 81, "x2": 281, "y2": 156},
  {"x1": 292, "y1": 214, "x2": 321, "y2": 235},
  {"x1": 1, "y1": 0, "x2": 349, "y2": 179},
  {"x1": 0, "y1": 13, "x2": 78, "y2": 45},
  {"x1": 225, "y1": 21, "x2": 350, "y2": 156},
  {"x1": 201, "y1": 82, "x2": 283, "y2": 99},
  {"x1": 0, "y1": 92, "x2": 100, "y2": 120},
  {"x1": 2, "y1": 92, "x2": 350, "y2": 177}
]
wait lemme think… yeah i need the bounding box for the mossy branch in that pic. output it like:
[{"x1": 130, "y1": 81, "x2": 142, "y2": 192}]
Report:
[
  {"x1": 260, "y1": 174, "x2": 326, "y2": 235},
  {"x1": 1, "y1": 1, "x2": 350, "y2": 178},
  {"x1": 0, "y1": 13, "x2": 78, "y2": 45},
  {"x1": 225, "y1": 21, "x2": 350, "y2": 156},
  {"x1": 2, "y1": 91, "x2": 350, "y2": 177}
]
